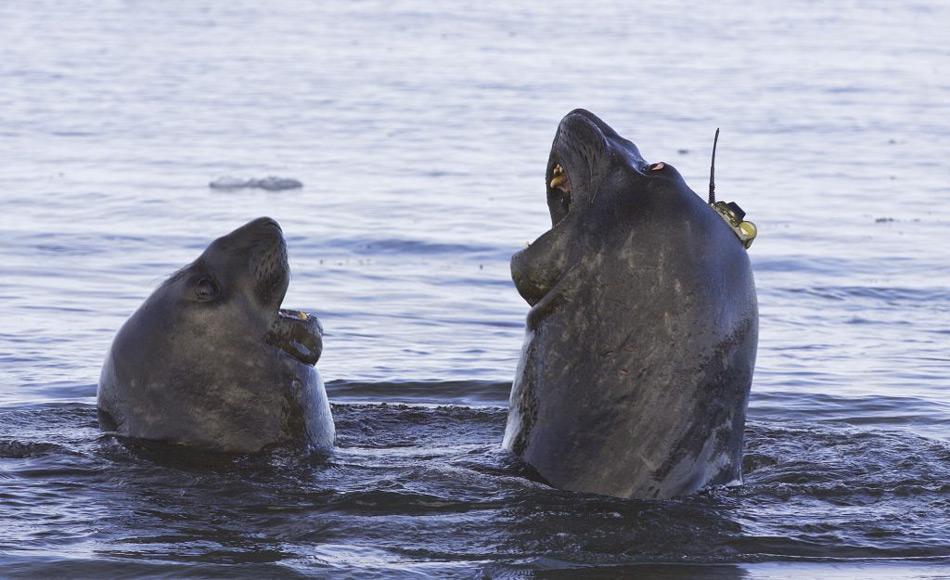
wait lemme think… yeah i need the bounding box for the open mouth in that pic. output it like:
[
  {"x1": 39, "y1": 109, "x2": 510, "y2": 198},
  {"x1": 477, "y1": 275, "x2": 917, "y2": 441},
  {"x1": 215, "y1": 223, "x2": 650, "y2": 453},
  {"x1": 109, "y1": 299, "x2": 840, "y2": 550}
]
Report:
[
  {"x1": 546, "y1": 160, "x2": 573, "y2": 227},
  {"x1": 265, "y1": 309, "x2": 323, "y2": 366}
]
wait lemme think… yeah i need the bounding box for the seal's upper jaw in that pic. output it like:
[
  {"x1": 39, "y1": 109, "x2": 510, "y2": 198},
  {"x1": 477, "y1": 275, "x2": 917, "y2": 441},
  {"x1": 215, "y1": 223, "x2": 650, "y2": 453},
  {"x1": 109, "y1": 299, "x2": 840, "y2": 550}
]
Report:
[
  {"x1": 245, "y1": 217, "x2": 291, "y2": 312},
  {"x1": 544, "y1": 110, "x2": 614, "y2": 228}
]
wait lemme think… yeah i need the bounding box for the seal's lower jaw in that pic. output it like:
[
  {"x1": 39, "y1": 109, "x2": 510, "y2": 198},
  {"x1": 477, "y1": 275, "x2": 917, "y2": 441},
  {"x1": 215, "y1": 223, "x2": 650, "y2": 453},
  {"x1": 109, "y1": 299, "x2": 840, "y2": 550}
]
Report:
[
  {"x1": 266, "y1": 309, "x2": 323, "y2": 366},
  {"x1": 511, "y1": 249, "x2": 546, "y2": 307},
  {"x1": 510, "y1": 156, "x2": 580, "y2": 307}
]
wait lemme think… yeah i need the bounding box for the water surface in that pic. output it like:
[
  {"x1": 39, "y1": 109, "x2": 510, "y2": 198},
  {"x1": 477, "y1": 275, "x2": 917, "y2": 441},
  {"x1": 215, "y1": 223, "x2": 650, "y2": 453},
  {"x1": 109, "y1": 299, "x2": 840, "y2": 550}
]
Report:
[{"x1": 1, "y1": 1, "x2": 948, "y2": 577}]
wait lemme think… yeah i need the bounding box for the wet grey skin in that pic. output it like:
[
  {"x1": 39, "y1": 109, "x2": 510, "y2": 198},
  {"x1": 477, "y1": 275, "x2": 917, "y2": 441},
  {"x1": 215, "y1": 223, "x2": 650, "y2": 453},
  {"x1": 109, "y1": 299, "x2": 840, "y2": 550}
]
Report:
[
  {"x1": 98, "y1": 217, "x2": 334, "y2": 453},
  {"x1": 503, "y1": 110, "x2": 758, "y2": 499}
]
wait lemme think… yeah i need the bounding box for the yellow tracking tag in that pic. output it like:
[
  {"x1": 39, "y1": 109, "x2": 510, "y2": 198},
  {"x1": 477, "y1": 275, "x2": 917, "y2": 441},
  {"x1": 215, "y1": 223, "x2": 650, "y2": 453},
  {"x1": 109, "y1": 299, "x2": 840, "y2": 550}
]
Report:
[{"x1": 711, "y1": 201, "x2": 757, "y2": 249}]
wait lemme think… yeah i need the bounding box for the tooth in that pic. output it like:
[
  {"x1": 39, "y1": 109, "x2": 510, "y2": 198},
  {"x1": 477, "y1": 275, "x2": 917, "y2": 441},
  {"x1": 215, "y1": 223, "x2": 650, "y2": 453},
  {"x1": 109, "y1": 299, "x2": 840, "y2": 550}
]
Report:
[
  {"x1": 549, "y1": 174, "x2": 568, "y2": 188},
  {"x1": 553, "y1": 164, "x2": 564, "y2": 176}
]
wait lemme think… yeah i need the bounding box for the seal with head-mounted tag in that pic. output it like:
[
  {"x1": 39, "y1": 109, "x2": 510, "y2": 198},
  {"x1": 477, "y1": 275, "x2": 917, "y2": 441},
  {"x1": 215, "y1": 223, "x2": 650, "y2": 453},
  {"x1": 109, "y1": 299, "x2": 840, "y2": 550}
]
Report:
[{"x1": 504, "y1": 110, "x2": 758, "y2": 499}]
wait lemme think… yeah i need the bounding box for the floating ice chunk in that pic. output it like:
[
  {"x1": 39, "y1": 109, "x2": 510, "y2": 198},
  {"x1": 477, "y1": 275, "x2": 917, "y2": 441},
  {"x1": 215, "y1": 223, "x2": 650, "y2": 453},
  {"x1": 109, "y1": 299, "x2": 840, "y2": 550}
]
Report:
[
  {"x1": 254, "y1": 176, "x2": 304, "y2": 191},
  {"x1": 208, "y1": 176, "x2": 249, "y2": 189},
  {"x1": 209, "y1": 176, "x2": 303, "y2": 191}
]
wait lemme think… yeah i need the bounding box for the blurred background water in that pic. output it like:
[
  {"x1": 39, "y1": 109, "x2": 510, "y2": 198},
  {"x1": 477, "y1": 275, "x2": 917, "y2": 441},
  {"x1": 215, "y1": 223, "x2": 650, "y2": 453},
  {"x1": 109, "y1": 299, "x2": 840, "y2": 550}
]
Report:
[{"x1": 0, "y1": 1, "x2": 948, "y2": 577}]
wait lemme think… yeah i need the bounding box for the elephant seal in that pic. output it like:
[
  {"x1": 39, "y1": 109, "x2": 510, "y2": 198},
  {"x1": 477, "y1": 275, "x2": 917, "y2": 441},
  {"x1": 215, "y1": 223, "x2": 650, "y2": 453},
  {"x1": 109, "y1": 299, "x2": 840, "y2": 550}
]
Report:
[
  {"x1": 98, "y1": 217, "x2": 334, "y2": 453},
  {"x1": 503, "y1": 110, "x2": 758, "y2": 499}
]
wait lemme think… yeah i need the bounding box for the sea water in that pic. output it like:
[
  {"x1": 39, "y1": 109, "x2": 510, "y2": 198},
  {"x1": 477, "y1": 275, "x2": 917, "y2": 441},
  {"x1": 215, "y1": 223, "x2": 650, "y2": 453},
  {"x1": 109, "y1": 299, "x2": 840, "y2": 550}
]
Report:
[{"x1": 1, "y1": 1, "x2": 948, "y2": 577}]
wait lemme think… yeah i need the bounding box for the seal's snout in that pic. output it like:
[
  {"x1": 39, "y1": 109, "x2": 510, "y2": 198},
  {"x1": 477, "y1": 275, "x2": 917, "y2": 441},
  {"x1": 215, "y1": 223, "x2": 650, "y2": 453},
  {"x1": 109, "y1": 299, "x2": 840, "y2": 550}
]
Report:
[
  {"x1": 544, "y1": 110, "x2": 613, "y2": 227},
  {"x1": 247, "y1": 216, "x2": 283, "y2": 235},
  {"x1": 227, "y1": 216, "x2": 284, "y2": 242},
  {"x1": 226, "y1": 218, "x2": 322, "y2": 366},
  {"x1": 225, "y1": 216, "x2": 289, "y2": 311},
  {"x1": 556, "y1": 109, "x2": 611, "y2": 150},
  {"x1": 252, "y1": 234, "x2": 290, "y2": 310}
]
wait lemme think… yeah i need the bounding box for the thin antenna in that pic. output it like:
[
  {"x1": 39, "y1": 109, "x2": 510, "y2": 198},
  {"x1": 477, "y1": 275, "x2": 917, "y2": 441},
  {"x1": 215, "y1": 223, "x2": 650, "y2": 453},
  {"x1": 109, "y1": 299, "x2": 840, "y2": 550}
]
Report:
[{"x1": 708, "y1": 128, "x2": 720, "y2": 204}]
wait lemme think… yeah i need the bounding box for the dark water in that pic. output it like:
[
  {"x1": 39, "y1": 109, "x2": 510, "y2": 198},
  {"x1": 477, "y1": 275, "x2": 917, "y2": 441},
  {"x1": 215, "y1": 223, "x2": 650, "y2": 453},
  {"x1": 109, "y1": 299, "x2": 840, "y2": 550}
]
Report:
[
  {"x1": 2, "y1": 1, "x2": 949, "y2": 577},
  {"x1": 2, "y1": 386, "x2": 949, "y2": 577}
]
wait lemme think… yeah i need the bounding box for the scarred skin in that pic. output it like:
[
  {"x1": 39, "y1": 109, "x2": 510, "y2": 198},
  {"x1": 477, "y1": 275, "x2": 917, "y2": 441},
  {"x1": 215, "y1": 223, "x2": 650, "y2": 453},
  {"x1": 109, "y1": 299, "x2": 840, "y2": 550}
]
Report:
[
  {"x1": 98, "y1": 217, "x2": 334, "y2": 453},
  {"x1": 503, "y1": 110, "x2": 758, "y2": 499}
]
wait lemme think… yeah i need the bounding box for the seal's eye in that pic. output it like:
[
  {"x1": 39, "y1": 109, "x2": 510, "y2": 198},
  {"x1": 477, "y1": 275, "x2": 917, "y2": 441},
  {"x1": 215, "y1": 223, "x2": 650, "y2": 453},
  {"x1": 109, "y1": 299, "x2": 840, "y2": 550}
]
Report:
[{"x1": 194, "y1": 278, "x2": 219, "y2": 301}]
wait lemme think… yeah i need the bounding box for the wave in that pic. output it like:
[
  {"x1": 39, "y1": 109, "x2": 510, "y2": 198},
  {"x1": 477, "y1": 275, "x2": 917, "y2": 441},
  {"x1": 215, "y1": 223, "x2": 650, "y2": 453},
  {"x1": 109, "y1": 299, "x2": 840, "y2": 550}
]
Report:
[
  {"x1": 749, "y1": 391, "x2": 950, "y2": 439},
  {"x1": 308, "y1": 236, "x2": 504, "y2": 257},
  {"x1": 326, "y1": 379, "x2": 510, "y2": 407},
  {"x1": 771, "y1": 285, "x2": 950, "y2": 305}
]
